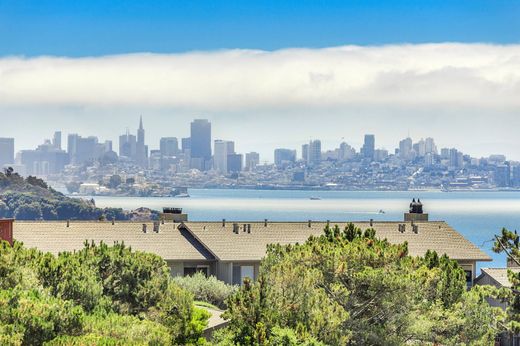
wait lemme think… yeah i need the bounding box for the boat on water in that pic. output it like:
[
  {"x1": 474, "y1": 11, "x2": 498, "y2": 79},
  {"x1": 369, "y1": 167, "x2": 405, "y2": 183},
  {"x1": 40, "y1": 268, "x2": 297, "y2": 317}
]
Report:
[
  {"x1": 175, "y1": 193, "x2": 190, "y2": 198},
  {"x1": 309, "y1": 196, "x2": 321, "y2": 200}
]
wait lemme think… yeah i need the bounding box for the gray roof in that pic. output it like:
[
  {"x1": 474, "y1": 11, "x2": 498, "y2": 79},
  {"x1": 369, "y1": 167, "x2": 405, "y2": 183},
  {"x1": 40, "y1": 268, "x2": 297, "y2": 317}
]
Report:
[
  {"x1": 183, "y1": 221, "x2": 492, "y2": 262},
  {"x1": 478, "y1": 268, "x2": 520, "y2": 288},
  {"x1": 12, "y1": 220, "x2": 491, "y2": 263},
  {"x1": 13, "y1": 221, "x2": 214, "y2": 261}
]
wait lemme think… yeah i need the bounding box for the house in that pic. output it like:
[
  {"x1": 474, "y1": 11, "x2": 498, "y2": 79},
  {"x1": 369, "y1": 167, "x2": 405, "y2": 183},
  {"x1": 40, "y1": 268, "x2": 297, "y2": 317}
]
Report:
[{"x1": 1, "y1": 202, "x2": 491, "y2": 287}]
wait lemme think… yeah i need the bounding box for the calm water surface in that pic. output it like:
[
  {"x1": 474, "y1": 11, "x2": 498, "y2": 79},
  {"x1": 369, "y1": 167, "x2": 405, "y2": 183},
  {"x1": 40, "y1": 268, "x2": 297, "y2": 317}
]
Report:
[{"x1": 92, "y1": 189, "x2": 520, "y2": 270}]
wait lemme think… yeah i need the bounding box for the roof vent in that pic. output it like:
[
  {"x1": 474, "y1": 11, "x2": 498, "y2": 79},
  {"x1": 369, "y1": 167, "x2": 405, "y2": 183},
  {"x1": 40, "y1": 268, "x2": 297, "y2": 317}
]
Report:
[
  {"x1": 264, "y1": 219, "x2": 268, "y2": 227},
  {"x1": 308, "y1": 220, "x2": 312, "y2": 228},
  {"x1": 66, "y1": 220, "x2": 70, "y2": 228},
  {"x1": 161, "y1": 219, "x2": 165, "y2": 225},
  {"x1": 142, "y1": 224, "x2": 147, "y2": 233},
  {"x1": 370, "y1": 219, "x2": 373, "y2": 227},
  {"x1": 398, "y1": 224, "x2": 405, "y2": 233},
  {"x1": 247, "y1": 224, "x2": 251, "y2": 234},
  {"x1": 153, "y1": 221, "x2": 160, "y2": 233},
  {"x1": 222, "y1": 219, "x2": 226, "y2": 227},
  {"x1": 412, "y1": 224, "x2": 419, "y2": 234},
  {"x1": 111, "y1": 218, "x2": 115, "y2": 225},
  {"x1": 233, "y1": 223, "x2": 239, "y2": 234}
]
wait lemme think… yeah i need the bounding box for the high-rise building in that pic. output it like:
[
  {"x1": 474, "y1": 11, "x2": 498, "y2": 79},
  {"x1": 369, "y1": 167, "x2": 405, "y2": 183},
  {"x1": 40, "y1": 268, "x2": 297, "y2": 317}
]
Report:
[
  {"x1": 362, "y1": 134, "x2": 375, "y2": 160},
  {"x1": 181, "y1": 138, "x2": 191, "y2": 153},
  {"x1": 213, "y1": 140, "x2": 235, "y2": 173},
  {"x1": 374, "y1": 149, "x2": 388, "y2": 162},
  {"x1": 495, "y1": 163, "x2": 511, "y2": 187},
  {"x1": 245, "y1": 152, "x2": 260, "y2": 171},
  {"x1": 338, "y1": 142, "x2": 356, "y2": 161},
  {"x1": 227, "y1": 153, "x2": 243, "y2": 173},
  {"x1": 307, "y1": 140, "x2": 322, "y2": 166},
  {"x1": 190, "y1": 119, "x2": 211, "y2": 170},
  {"x1": 274, "y1": 148, "x2": 296, "y2": 167},
  {"x1": 399, "y1": 137, "x2": 413, "y2": 161},
  {"x1": 68, "y1": 134, "x2": 106, "y2": 164},
  {"x1": 424, "y1": 137, "x2": 437, "y2": 155},
  {"x1": 119, "y1": 132, "x2": 137, "y2": 159},
  {"x1": 440, "y1": 148, "x2": 450, "y2": 159},
  {"x1": 20, "y1": 139, "x2": 69, "y2": 175},
  {"x1": 160, "y1": 137, "x2": 179, "y2": 157},
  {"x1": 0, "y1": 138, "x2": 15, "y2": 167},
  {"x1": 513, "y1": 166, "x2": 520, "y2": 187},
  {"x1": 53, "y1": 131, "x2": 62, "y2": 150},
  {"x1": 136, "y1": 116, "x2": 148, "y2": 168},
  {"x1": 301, "y1": 144, "x2": 309, "y2": 162},
  {"x1": 449, "y1": 148, "x2": 463, "y2": 169}
]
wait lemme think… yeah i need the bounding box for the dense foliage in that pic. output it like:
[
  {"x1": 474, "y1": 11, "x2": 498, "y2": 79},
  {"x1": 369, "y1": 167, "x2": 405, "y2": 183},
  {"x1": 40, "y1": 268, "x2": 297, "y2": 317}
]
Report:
[
  {"x1": 0, "y1": 169, "x2": 129, "y2": 220},
  {"x1": 216, "y1": 224, "x2": 503, "y2": 345},
  {"x1": 173, "y1": 272, "x2": 238, "y2": 310},
  {"x1": 0, "y1": 240, "x2": 209, "y2": 345}
]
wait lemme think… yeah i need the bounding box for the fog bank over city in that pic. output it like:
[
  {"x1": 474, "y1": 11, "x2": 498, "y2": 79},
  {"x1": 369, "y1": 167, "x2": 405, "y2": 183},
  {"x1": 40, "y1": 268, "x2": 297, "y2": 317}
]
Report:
[{"x1": 1, "y1": 43, "x2": 520, "y2": 160}]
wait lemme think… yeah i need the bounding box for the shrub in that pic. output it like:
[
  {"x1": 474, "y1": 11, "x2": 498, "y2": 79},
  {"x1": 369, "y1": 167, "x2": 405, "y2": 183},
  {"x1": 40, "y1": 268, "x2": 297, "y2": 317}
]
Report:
[{"x1": 173, "y1": 272, "x2": 238, "y2": 309}]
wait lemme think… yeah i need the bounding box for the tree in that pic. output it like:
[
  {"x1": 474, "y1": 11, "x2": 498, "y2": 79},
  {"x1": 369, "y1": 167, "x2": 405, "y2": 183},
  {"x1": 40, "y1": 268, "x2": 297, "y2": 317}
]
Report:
[
  {"x1": 108, "y1": 175, "x2": 122, "y2": 189},
  {"x1": 13, "y1": 202, "x2": 43, "y2": 220},
  {"x1": 221, "y1": 224, "x2": 501, "y2": 345}
]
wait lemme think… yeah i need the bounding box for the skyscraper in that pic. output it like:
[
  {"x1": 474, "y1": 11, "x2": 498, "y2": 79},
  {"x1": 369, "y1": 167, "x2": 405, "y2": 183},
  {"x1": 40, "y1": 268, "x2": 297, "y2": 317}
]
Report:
[
  {"x1": 53, "y1": 131, "x2": 62, "y2": 150},
  {"x1": 495, "y1": 163, "x2": 511, "y2": 187},
  {"x1": 190, "y1": 119, "x2": 211, "y2": 170},
  {"x1": 213, "y1": 140, "x2": 235, "y2": 173},
  {"x1": 0, "y1": 138, "x2": 15, "y2": 167},
  {"x1": 399, "y1": 137, "x2": 413, "y2": 161},
  {"x1": 160, "y1": 137, "x2": 179, "y2": 157},
  {"x1": 301, "y1": 144, "x2": 309, "y2": 163},
  {"x1": 227, "y1": 153, "x2": 243, "y2": 173},
  {"x1": 245, "y1": 152, "x2": 260, "y2": 171},
  {"x1": 362, "y1": 134, "x2": 375, "y2": 160},
  {"x1": 119, "y1": 132, "x2": 137, "y2": 159},
  {"x1": 274, "y1": 148, "x2": 296, "y2": 167},
  {"x1": 67, "y1": 134, "x2": 107, "y2": 164},
  {"x1": 307, "y1": 140, "x2": 322, "y2": 166},
  {"x1": 136, "y1": 116, "x2": 148, "y2": 168}
]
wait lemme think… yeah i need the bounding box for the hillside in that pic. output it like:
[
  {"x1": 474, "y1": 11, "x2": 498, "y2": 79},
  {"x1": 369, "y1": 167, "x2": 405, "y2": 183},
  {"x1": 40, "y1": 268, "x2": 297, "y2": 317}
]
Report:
[{"x1": 0, "y1": 168, "x2": 157, "y2": 220}]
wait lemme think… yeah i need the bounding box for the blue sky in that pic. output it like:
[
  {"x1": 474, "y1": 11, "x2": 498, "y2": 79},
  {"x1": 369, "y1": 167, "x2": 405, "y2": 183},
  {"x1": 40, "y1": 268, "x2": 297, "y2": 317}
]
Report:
[{"x1": 0, "y1": 0, "x2": 518, "y2": 56}]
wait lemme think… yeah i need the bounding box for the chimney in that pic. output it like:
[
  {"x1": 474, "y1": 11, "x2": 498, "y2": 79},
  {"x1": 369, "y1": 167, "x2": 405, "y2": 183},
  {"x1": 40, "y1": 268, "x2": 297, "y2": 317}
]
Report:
[
  {"x1": 412, "y1": 224, "x2": 419, "y2": 234},
  {"x1": 153, "y1": 221, "x2": 160, "y2": 233},
  {"x1": 243, "y1": 224, "x2": 247, "y2": 232},
  {"x1": 222, "y1": 219, "x2": 226, "y2": 227},
  {"x1": 247, "y1": 224, "x2": 251, "y2": 234},
  {"x1": 66, "y1": 220, "x2": 70, "y2": 228},
  {"x1": 233, "y1": 223, "x2": 239, "y2": 234},
  {"x1": 370, "y1": 219, "x2": 373, "y2": 227},
  {"x1": 142, "y1": 224, "x2": 147, "y2": 233},
  {"x1": 398, "y1": 224, "x2": 405, "y2": 233},
  {"x1": 264, "y1": 219, "x2": 268, "y2": 227},
  {"x1": 308, "y1": 220, "x2": 312, "y2": 228}
]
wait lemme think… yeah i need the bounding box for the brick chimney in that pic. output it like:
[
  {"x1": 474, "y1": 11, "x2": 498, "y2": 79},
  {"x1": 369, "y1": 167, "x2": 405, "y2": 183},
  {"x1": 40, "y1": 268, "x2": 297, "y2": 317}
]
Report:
[{"x1": 0, "y1": 219, "x2": 14, "y2": 246}]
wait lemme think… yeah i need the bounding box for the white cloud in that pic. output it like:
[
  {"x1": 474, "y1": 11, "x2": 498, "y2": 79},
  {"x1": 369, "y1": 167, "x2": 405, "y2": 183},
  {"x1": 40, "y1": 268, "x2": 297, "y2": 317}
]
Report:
[{"x1": 1, "y1": 43, "x2": 520, "y2": 111}]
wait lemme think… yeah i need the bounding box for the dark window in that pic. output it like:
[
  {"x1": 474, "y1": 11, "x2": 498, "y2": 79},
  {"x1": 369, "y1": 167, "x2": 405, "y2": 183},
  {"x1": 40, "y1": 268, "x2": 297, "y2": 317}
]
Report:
[
  {"x1": 232, "y1": 265, "x2": 241, "y2": 285},
  {"x1": 465, "y1": 270, "x2": 472, "y2": 288},
  {"x1": 184, "y1": 266, "x2": 208, "y2": 277}
]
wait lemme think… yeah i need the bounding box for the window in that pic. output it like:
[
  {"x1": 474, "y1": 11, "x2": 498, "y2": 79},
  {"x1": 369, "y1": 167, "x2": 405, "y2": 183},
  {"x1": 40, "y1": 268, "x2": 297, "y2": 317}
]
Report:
[
  {"x1": 464, "y1": 270, "x2": 473, "y2": 288},
  {"x1": 232, "y1": 265, "x2": 255, "y2": 285},
  {"x1": 184, "y1": 265, "x2": 209, "y2": 277}
]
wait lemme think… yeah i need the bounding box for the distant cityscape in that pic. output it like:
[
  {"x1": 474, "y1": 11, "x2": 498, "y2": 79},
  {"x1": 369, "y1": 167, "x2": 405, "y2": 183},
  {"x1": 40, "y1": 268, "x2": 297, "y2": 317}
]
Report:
[{"x1": 0, "y1": 117, "x2": 519, "y2": 196}]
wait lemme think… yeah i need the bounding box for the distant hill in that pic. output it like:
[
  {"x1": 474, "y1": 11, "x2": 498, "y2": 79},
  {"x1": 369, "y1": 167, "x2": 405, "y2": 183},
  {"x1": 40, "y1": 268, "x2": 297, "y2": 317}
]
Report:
[{"x1": 0, "y1": 168, "x2": 158, "y2": 221}]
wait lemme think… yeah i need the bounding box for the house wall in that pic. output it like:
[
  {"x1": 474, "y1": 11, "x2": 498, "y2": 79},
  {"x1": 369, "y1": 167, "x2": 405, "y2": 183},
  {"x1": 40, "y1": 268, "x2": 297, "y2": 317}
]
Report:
[
  {"x1": 216, "y1": 261, "x2": 261, "y2": 285},
  {"x1": 166, "y1": 260, "x2": 216, "y2": 277}
]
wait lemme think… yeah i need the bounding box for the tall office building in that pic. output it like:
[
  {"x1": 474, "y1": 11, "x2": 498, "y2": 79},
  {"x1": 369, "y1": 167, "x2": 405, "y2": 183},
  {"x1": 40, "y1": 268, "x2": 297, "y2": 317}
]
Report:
[
  {"x1": 68, "y1": 134, "x2": 106, "y2": 164},
  {"x1": 213, "y1": 140, "x2": 235, "y2": 173},
  {"x1": 227, "y1": 153, "x2": 243, "y2": 173},
  {"x1": 424, "y1": 137, "x2": 437, "y2": 155},
  {"x1": 399, "y1": 137, "x2": 413, "y2": 161},
  {"x1": 181, "y1": 138, "x2": 191, "y2": 153},
  {"x1": 301, "y1": 144, "x2": 309, "y2": 162},
  {"x1": 495, "y1": 163, "x2": 511, "y2": 187},
  {"x1": 20, "y1": 139, "x2": 69, "y2": 175},
  {"x1": 136, "y1": 116, "x2": 148, "y2": 168},
  {"x1": 245, "y1": 152, "x2": 260, "y2": 171},
  {"x1": 190, "y1": 119, "x2": 211, "y2": 170},
  {"x1": 53, "y1": 131, "x2": 62, "y2": 150},
  {"x1": 274, "y1": 148, "x2": 296, "y2": 167},
  {"x1": 160, "y1": 137, "x2": 179, "y2": 157},
  {"x1": 307, "y1": 140, "x2": 322, "y2": 166},
  {"x1": 0, "y1": 138, "x2": 15, "y2": 167},
  {"x1": 119, "y1": 132, "x2": 137, "y2": 159},
  {"x1": 362, "y1": 134, "x2": 375, "y2": 160}
]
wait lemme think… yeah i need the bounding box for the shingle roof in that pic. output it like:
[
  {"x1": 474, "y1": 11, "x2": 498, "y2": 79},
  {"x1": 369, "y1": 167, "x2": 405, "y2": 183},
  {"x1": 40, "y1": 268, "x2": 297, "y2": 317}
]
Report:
[
  {"x1": 182, "y1": 221, "x2": 492, "y2": 262},
  {"x1": 13, "y1": 221, "x2": 214, "y2": 261},
  {"x1": 12, "y1": 220, "x2": 491, "y2": 263},
  {"x1": 479, "y1": 268, "x2": 520, "y2": 288}
]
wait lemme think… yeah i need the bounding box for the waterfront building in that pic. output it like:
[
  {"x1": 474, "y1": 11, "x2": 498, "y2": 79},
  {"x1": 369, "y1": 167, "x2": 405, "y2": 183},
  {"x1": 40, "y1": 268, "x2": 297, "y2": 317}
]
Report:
[
  {"x1": 495, "y1": 163, "x2": 511, "y2": 187},
  {"x1": 190, "y1": 119, "x2": 212, "y2": 171},
  {"x1": 0, "y1": 137, "x2": 15, "y2": 167},
  {"x1": 5, "y1": 202, "x2": 491, "y2": 287},
  {"x1": 274, "y1": 148, "x2": 296, "y2": 167},
  {"x1": 513, "y1": 166, "x2": 520, "y2": 187}
]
